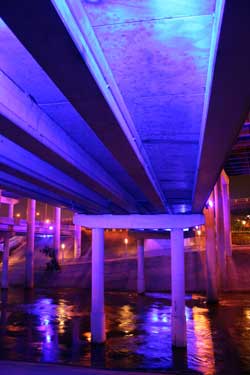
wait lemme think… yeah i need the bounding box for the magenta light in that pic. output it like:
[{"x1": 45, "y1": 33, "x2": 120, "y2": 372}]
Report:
[{"x1": 49, "y1": 225, "x2": 54, "y2": 231}]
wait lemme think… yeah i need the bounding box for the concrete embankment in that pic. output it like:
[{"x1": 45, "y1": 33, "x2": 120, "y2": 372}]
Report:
[{"x1": 2, "y1": 250, "x2": 250, "y2": 292}]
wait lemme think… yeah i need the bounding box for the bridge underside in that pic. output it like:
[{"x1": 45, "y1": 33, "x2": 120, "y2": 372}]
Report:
[{"x1": 0, "y1": 1, "x2": 250, "y2": 215}]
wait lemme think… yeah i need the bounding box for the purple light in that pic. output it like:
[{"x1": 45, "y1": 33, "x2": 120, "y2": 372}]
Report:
[{"x1": 49, "y1": 225, "x2": 54, "y2": 231}]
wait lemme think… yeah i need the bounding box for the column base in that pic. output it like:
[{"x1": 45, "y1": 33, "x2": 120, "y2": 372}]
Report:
[
  {"x1": 91, "y1": 311, "x2": 106, "y2": 343},
  {"x1": 172, "y1": 313, "x2": 186, "y2": 348}
]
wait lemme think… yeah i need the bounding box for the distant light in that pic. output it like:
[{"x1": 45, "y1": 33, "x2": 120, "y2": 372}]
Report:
[
  {"x1": 16, "y1": 213, "x2": 21, "y2": 218},
  {"x1": 208, "y1": 199, "x2": 213, "y2": 208},
  {"x1": 36, "y1": 212, "x2": 40, "y2": 216},
  {"x1": 197, "y1": 230, "x2": 201, "y2": 236},
  {"x1": 124, "y1": 238, "x2": 128, "y2": 245},
  {"x1": 183, "y1": 228, "x2": 189, "y2": 232},
  {"x1": 49, "y1": 225, "x2": 54, "y2": 231},
  {"x1": 45, "y1": 219, "x2": 50, "y2": 224},
  {"x1": 61, "y1": 243, "x2": 65, "y2": 249},
  {"x1": 195, "y1": 225, "x2": 199, "y2": 229},
  {"x1": 242, "y1": 220, "x2": 246, "y2": 225}
]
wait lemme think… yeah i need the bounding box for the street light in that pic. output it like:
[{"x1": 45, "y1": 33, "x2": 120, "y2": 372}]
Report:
[{"x1": 124, "y1": 237, "x2": 128, "y2": 258}]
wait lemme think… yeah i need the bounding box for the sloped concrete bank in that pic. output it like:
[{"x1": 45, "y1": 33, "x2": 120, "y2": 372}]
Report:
[{"x1": 2, "y1": 250, "x2": 250, "y2": 292}]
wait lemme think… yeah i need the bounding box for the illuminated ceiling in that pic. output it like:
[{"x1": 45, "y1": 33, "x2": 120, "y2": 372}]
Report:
[{"x1": 0, "y1": 1, "x2": 250, "y2": 215}]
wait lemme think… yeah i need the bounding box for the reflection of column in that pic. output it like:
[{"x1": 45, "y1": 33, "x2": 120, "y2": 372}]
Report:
[
  {"x1": 1, "y1": 232, "x2": 10, "y2": 289},
  {"x1": 214, "y1": 179, "x2": 226, "y2": 289},
  {"x1": 221, "y1": 176, "x2": 232, "y2": 257},
  {"x1": 53, "y1": 207, "x2": 61, "y2": 260},
  {"x1": 74, "y1": 224, "x2": 81, "y2": 258},
  {"x1": 25, "y1": 199, "x2": 36, "y2": 288},
  {"x1": 91, "y1": 228, "x2": 106, "y2": 343},
  {"x1": 137, "y1": 239, "x2": 145, "y2": 294},
  {"x1": 171, "y1": 228, "x2": 186, "y2": 347},
  {"x1": 72, "y1": 317, "x2": 81, "y2": 362},
  {"x1": 204, "y1": 192, "x2": 218, "y2": 303}
]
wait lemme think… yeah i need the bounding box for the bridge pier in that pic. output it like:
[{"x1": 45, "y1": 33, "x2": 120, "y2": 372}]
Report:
[
  {"x1": 91, "y1": 228, "x2": 106, "y2": 343},
  {"x1": 74, "y1": 213, "x2": 204, "y2": 348},
  {"x1": 137, "y1": 239, "x2": 145, "y2": 294},
  {"x1": 74, "y1": 224, "x2": 81, "y2": 258},
  {"x1": 171, "y1": 228, "x2": 186, "y2": 347},
  {"x1": 221, "y1": 172, "x2": 232, "y2": 257},
  {"x1": 1, "y1": 231, "x2": 10, "y2": 289},
  {"x1": 53, "y1": 207, "x2": 61, "y2": 261},
  {"x1": 25, "y1": 199, "x2": 36, "y2": 288},
  {"x1": 204, "y1": 193, "x2": 218, "y2": 303}
]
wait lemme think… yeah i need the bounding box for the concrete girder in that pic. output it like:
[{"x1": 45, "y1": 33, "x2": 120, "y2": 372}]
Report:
[
  {"x1": 74, "y1": 213, "x2": 204, "y2": 229},
  {"x1": 0, "y1": 170, "x2": 103, "y2": 213},
  {"x1": 0, "y1": 71, "x2": 138, "y2": 212},
  {"x1": 193, "y1": 0, "x2": 250, "y2": 211},
  {"x1": 0, "y1": 135, "x2": 120, "y2": 213},
  {"x1": 1, "y1": 1, "x2": 166, "y2": 212}
]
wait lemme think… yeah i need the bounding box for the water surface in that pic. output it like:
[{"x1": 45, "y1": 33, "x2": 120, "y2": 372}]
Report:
[{"x1": 0, "y1": 288, "x2": 250, "y2": 374}]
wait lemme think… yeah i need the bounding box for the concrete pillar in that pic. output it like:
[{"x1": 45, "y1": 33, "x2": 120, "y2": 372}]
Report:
[
  {"x1": 53, "y1": 207, "x2": 61, "y2": 260},
  {"x1": 171, "y1": 228, "x2": 186, "y2": 347},
  {"x1": 1, "y1": 231, "x2": 10, "y2": 289},
  {"x1": 74, "y1": 224, "x2": 81, "y2": 258},
  {"x1": 222, "y1": 180, "x2": 232, "y2": 257},
  {"x1": 137, "y1": 239, "x2": 145, "y2": 294},
  {"x1": 204, "y1": 193, "x2": 218, "y2": 303},
  {"x1": 25, "y1": 199, "x2": 36, "y2": 288},
  {"x1": 91, "y1": 228, "x2": 106, "y2": 343},
  {"x1": 8, "y1": 203, "x2": 14, "y2": 219},
  {"x1": 214, "y1": 180, "x2": 226, "y2": 289}
]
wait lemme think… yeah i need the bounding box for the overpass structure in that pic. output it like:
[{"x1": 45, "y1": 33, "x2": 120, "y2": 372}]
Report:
[{"x1": 1, "y1": 1, "x2": 250, "y2": 347}]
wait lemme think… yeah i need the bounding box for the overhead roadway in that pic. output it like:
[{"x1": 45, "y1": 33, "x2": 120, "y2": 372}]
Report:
[{"x1": 1, "y1": 0, "x2": 250, "y2": 215}]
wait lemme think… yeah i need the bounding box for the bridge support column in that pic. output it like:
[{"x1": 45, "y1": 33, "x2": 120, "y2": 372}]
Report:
[
  {"x1": 54, "y1": 207, "x2": 61, "y2": 261},
  {"x1": 25, "y1": 199, "x2": 36, "y2": 288},
  {"x1": 204, "y1": 193, "x2": 218, "y2": 303},
  {"x1": 1, "y1": 231, "x2": 10, "y2": 289},
  {"x1": 8, "y1": 203, "x2": 14, "y2": 219},
  {"x1": 171, "y1": 228, "x2": 186, "y2": 347},
  {"x1": 91, "y1": 228, "x2": 106, "y2": 343},
  {"x1": 74, "y1": 224, "x2": 81, "y2": 258},
  {"x1": 214, "y1": 178, "x2": 227, "y2": 290},
  {"x1": 221, "y1": 173, "x2": 232, "y2": 257},
  {"x1": 137, "y1": 239, "x2": 145, "y2": 294}
]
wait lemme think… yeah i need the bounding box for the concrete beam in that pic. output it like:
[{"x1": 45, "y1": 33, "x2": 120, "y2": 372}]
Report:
[
  {"x1": 74, "y1": 214, "x2": 204, "y2": 229},
  {"x1": 0, "y1": 135, "x2": 123, "y2": 213},
  {"x1": 193, "y1": 0, "x2": 250, "y2": 211},
  {"x1": 0, "y1": 71, "x2": 138, "y2": 212},
  {"x1": 1, "y1": 2, "x2": 165, "y2": 212},
  {"x1": 0, "y1": 195, "x2": 18, "y2": 206}
]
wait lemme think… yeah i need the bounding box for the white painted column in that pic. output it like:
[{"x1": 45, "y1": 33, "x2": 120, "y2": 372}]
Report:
[
  {"x1": 171, "y1": 228, "x2": 186, "y2": 347},
  {"x1": 204, "y1": 194, "x2": 218, "y2": 303},
  {"x1": 91, "y1": 228, "x2": 106, "y2": 343},
  {"x1": 53, "y1": 207, "x2": 61, "y2": 260},
  {"x1": 1, "y1": 231, "x2": 10, "y2": 289},
  {"x1": 222, "y1": 181, "x2": 232, "y2": 257},
  {"x1": 137, "y1": 239, "x2": 145, "y2": 294},
  {"x1": 8, "y1": 203, "x2": 14, "y2": 219},
  {"x1": 214, "y1": 180, "x2": 226, "y2": 289},
  {"x1": 74, "y1": 224, "x2": 81, "y2": 258},
  {"x1": 25, "y1": 199, "x2": 36, "y2": 288}
]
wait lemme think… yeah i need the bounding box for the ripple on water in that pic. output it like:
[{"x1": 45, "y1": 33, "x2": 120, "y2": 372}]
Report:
[{"x1": 0, "y1": 289, "x2": 250, "y2": 374}]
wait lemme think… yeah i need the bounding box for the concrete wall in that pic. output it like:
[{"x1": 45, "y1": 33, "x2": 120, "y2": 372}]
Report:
[{"x1": 2, "y1": 250, "x2": 250, "y2": 292}]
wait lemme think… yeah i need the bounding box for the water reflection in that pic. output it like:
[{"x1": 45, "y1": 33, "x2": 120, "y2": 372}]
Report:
[{"x1": 0, "y1": 289, "x2": 250, "y2": 374}]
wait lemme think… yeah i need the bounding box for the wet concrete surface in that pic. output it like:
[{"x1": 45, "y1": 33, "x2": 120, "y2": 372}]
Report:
[{"x1": 0, "y1": 288, "x2": 250, "y2": 375}]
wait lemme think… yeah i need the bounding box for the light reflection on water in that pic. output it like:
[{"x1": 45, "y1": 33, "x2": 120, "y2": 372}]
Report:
[{"x1": 0, "y1": 288, "x2": 250, "y2": 374}]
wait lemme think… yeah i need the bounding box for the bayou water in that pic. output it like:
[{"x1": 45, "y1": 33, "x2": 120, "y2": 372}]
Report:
[{"x1": 0, "y1": 288, "x2": 249, "y2": 374}]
